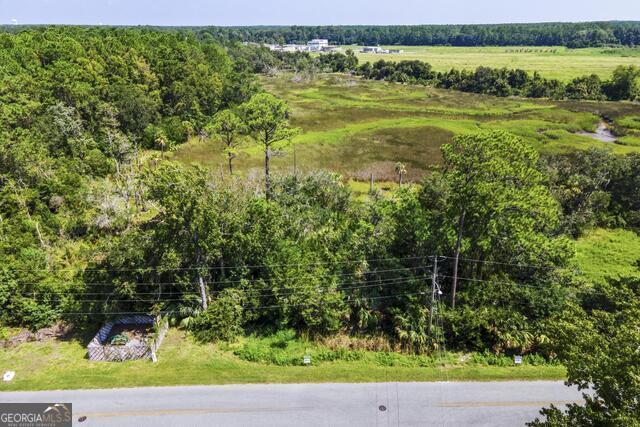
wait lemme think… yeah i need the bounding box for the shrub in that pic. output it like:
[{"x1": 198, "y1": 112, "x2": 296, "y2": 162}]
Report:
[
  {"x1": 374, "y1": 351, "x2": 414, "y2": 367},
  {"x1": 233, "y1": 331, "x2": 307, "y2": 365},
  {"x1": 161, "y1": 116, "x2": 191, "y2": 145},
  {"x1": 189, "y1": 289, "x2": 244, "y2": 343},
  {"x1": 470, "y1": 351, "x2": 557, "y2": 366},
  {"x1": 233, "y1": 330, "x2": 364, "y2": 366}
]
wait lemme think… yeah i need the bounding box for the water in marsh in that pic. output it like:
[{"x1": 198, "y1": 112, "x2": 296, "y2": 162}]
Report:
[{"x1": 576, "y1": 122, "x2": 617, "y2": 143}]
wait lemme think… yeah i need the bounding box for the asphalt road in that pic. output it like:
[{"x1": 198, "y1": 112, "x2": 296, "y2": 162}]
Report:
[{"x1": 0, "y1": 381, "x2": 583, "y2": 426}]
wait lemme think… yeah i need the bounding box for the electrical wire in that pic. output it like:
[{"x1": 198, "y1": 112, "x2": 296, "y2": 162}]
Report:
[
  {"x1": 11, "y1": 264, "x2": 432, "y2": 287},
  {"x1": 59, "y1": 289, "x2": 429, "y2": 316},
  {"x1": 439, "y1": 274, "x2": 565, "y2": 289},
  {"x1": 4, "y1": 255, "x2": 429, "y2": 274},
  {"x1": 439, "y1": 255, "x2": 561, "y2": 271},
  {"x1": 16, "y1": 274, "x2": 426, "y2": 299}
]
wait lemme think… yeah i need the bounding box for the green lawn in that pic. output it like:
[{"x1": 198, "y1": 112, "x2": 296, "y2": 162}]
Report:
[
  {"x1": 0, "y1": 329, "x2": 565, "y2": 391},
  {"x1": 574, "y1": 228, "x2": 640, "y2": 284},
  {"x1": 350, "y1": 45, "x2": 640, "y2": 81},
  {"x1": 171, "y1": 74, "x2": 640, "y2": 182}
]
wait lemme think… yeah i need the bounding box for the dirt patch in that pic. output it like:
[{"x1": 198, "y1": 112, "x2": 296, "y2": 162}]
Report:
[{"x1": 1, "y1": 322, "x2": 73, "y2": 348}]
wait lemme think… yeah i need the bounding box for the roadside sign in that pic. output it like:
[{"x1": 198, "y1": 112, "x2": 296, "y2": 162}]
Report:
[
  {"x1": 303, "y1": 355, "x2": 311, "y2": 365},
  {"x1": 3, "y1": 371, "x2": 15, "y2": 381},
  {"x1": 514, "y1": 355, "x2": 523, "y2": 365}
]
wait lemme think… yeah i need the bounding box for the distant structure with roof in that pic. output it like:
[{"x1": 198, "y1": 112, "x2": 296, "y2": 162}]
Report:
[
  {"x1": 264, "y1": 39, "x2": 342, "y2": 54},
  {"x1": 307, "y1": 39, "x2": 329, "y2": 51},
  {"x1": 361, "y1": 46, "x2": 403, "y2": 54}
]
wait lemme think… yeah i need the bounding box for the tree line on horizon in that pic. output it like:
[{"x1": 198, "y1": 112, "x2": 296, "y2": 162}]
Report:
[
  {"x1": 3, "y1": 22, "x2": 640, "y2": 48},
  {"x1": 193, "y1": 21, "x2": 640, "y2": 48}
]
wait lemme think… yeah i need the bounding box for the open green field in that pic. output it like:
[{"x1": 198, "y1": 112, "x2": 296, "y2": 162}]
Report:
[
  {"x1": 350, "y1": 46, "x2": 640, "y2": 81},
  {"x1": 172, "y1": 74, "x2": 640, "y2": 182},
  {"x1": 0, "y1": 329, "x2": 564, "y2": 391},
  {"x1": 574, "y1": 228, "x2": 640, "y2": 284}
]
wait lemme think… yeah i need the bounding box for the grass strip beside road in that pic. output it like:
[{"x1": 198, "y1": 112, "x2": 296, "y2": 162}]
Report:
[{"x1": 0, "y1": 329, "x2": 565, "y2": 391}]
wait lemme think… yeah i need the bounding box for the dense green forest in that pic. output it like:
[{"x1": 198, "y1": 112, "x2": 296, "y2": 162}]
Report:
[
  {"x1": 1, "y1": 25, "x2": 639, "y2": 347},
  {"x1": 194, "y1": 22, "x2": 640, "y2": 47},
  {"x1": 1, "y1": 27, "x2": 639, "y2": 423},
  {"x1": 4, "y1": 22, "x2": 640, "y2": 47},
  {"x1": 0, "y1": 26, "x2": 257, "y2": 325}
]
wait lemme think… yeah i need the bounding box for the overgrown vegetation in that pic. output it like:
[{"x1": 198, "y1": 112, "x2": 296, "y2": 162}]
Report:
[
  {"x1": 173, "y1": 73, "x2": 640, "y2": 183},
  {"x1": 574, "y1": 228, "x2": 640, "y2": 284},
  {"x1": 402, "y1": 63, "x2": 637, "y2": 101},
  {"x1": 354, "y1": 46, "x2": 640, "y2": 82},
  {"x1": 234, "y1": 42, "x2": 640, "y2": 101},
  {"x1": 1, "y1": 28, "x2": 639, "y2": 425},
  {"x1": 529, "y1": 277, "x2": 640, "y2": 426}
]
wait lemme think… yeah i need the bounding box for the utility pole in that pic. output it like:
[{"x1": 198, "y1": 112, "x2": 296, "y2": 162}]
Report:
[
  {"x1": 428, "y1": 256, "x2": 438, "y2": 335},
  {"x1": 369, "y1": 172, "x2": 374, "y2": 193},
  {"x1": 193, "y1": 231, "x2": 208, "y2": 311},
  {"x1": 451, "y1": 209, "x2": 466, "y2": 309}
]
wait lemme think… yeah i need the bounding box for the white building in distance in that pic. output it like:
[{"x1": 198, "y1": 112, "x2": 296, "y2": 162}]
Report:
[
  {"x1": 308, "y1": 39, "x2": 329, "y2": 52},
  {"x1": 362, "y1": 46, "x2": 384, "y2": 53},
  {"x1": 361, "y1": 46, "x2": 403, "y2": 54},
  {"x1": 264, "y1": 40, "x2": 341, "y2": 54}
]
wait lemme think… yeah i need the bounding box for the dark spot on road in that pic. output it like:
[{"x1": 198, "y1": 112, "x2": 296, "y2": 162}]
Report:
[
  {"x1": 78, "y1": 416, "x2": 87, "y2": 422},
  {"x1": 378, "y1": 405, "x2": 387, "y2": 412}
]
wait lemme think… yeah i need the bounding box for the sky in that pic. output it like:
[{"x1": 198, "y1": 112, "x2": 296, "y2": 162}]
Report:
[{"x1": 1, "y1": 0, "x2": 639, "y2": 26}]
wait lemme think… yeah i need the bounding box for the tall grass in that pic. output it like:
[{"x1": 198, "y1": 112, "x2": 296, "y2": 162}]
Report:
[
  {"x1": 171, "y1": 74, "x2": 640, "y2": 182},
  {"x1": 574, "y1": 228, "x2": 640, "y2": 284},
  {"x1": 352, "y1": 45, "x2": 640, "y2": 81}
]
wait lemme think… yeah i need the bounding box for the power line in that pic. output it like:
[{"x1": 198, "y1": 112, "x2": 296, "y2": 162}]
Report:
[
  {"x1": 47, "y1": 264, "x2": 431, "y2": 288},
  {"x1": 21, "y1": 291, "x2": 188, "y2": 297},
  {"x1": 65, "y1": 299, "x2": 188, "y2": 303},
  {"x1": 4, "y1": 255, "x2": 429, "y2": 274},
  {"x1": 15, "y1": 271, "x2": 427, "y2": 298},
  {"x1": 14, "y1": 264, "x2": 569, "y2": 306},
  {"x1": 59, "y1": 290, "x2": 429, "y2": 316},
  {"x1": 14, "y1": 263, "x2": 569, "y2": 304},
  {"x1": 439, "y1": 274, "x2": 563, "y2": 289},
  {"x1": 244, "y1": 291, "x2": 428, "y2": 311},
  {"x1": 24, "y1": 276, "x2": 424, "y2": 303},
  {"x1": 22, "y1": 278, "x2": 428, "y2": 303},
  {"x1": 9, "y1": 254, "x2": 576, "y2": 318},
  {"x1": 61, "y1": 311, "x2": 168, "y2": 317},
  {"x1": 439, "y1": 255, "x2": 561, "y2": 271}
]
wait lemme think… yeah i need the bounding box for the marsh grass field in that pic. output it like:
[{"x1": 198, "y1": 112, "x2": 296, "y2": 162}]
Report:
[
  {"x1": 351, "y1": 45, "x2": 640, "y2": 81},
  {"x1": 172, "y1": 73, "x2": 640, "y2": 182},
  {"x1": 574, "y1": 228, "x2": 640, "y2": 284}
]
